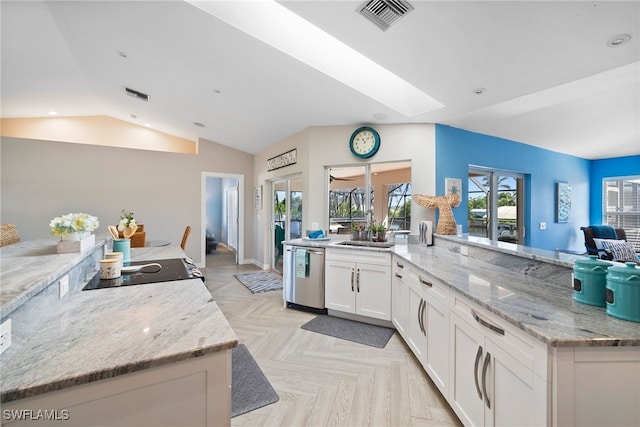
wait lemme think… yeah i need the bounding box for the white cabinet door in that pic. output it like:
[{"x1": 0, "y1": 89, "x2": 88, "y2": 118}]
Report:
[
  {"x1": 325, "y1": 258, "x2": 356, "y2": 314},
  {"x1": 356, "y1": 262, "x2": 391, "y2": 320},
  {"x1": 484, "y1": 340, "x2": 546, "y2": 427},
  {"x1": 391, "y1": 258, "x2": 408, "y2": 337},
  {"x1": 424, "y1": 295, "x2": 449, "y2": 396},
  {"x1": 450, "y1": 302, "x2": 547, "y2": 427},
  {"x1": 450, "y1": 313, "x2": 486, "y2": 427},
  {"x1": 407, "y1": 279, "x2": 427, "y2": 360}
]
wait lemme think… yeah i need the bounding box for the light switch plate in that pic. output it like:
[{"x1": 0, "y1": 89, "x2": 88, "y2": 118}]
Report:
[
  {"x1": 0, "y1": 318, "x2": 11, "y2": 355},
  {"x1": 59, "y1": 275, "x2": 69, "y2": 298}
]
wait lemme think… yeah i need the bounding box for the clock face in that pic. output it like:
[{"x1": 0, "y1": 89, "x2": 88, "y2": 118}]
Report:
[{"x1": 349, "y1": 127, "x2": 380, "y2": 158}]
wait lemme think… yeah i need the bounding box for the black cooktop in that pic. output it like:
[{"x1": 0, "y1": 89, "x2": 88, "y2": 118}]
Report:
[{"x1": 82, "y1": 258, "x2": 204, "y2": 291}]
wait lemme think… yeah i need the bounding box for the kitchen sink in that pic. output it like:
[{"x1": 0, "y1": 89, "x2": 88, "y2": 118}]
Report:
[{"x1": 336, "y1": 240, "x2": 395, "y2": 248}]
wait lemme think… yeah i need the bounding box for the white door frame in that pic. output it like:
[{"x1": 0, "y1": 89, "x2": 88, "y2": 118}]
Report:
[{"x1": 201, "y1": 172, "x2": 244, "y2": 266}]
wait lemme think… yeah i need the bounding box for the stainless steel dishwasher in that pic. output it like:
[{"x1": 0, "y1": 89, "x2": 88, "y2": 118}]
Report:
[{"x1": 284, "y1": 245, "x2": 326, "y2": 313}]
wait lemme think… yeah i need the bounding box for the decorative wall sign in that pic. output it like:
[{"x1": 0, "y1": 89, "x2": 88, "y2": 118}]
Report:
[
  {"x1": 267, "y1": 149, "x2": 297, "y2": 172},
  {"x1": 445, "y1": 178, "x2": 462, "y2": 196},
  {"x1": 556, "y1": 182, "x2": 571, "y2": 223},
  {"x1": 255, "y1": 185, "x2": 263, "y2": 210}
]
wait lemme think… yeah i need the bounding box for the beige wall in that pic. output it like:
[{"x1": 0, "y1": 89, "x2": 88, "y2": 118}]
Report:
[
  {"x1": 253, "y1": 124, "x2": 436, "y2": 267},
  {"x1": 0, "y1": 136, "x2": 254, "y2": 266}
]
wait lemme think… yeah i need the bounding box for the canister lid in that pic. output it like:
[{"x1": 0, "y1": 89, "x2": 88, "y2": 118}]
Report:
[
  {"x1": 574, "y1": 255, "x2": 611, "y2": 270},
  {"x1": 607, "y1": 262, "x2": 640, "y2": 280}
]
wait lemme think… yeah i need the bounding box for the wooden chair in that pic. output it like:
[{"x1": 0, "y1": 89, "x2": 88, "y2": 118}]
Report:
[
  {"x1": 0, "y1": 224, "x2": 20, "y2": 247},
  {"x1": 181, "y1": 226, "x2": 191, "y2": 250}
]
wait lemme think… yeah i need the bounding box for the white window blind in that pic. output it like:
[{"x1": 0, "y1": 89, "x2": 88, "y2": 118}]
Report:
[{"x1": 604, "y1": 176, "x2": 640, "y2": 250}]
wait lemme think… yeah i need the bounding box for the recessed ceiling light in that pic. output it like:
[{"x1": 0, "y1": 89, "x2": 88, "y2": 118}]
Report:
[
  {"x1": 373, "y1": 112, "x2": 387, "y2": 120},
  {"x1": 144, "y1": 123, "x2": 151, "y2": 128},
  {"x1": 118, "y1": 50, "x2": 128, "y2": 58},
  {"x1": 607, "y1": 34, "x2": 631, "y2": 47},
  {"x1": 213, "y1": 89, "x2": 221, "y2": 94},
  {"x1": 193, "y1": 122, "x2": 205, "y2": 128},
  {"x1": 473, "y1": 88, "x2": 486, "y2": 95},
  {"x1": 48, "y1": 111, "x2": 58, "y2": 115}
]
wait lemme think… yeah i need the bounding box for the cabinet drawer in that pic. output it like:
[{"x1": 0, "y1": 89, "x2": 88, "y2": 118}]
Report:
[
  {"x1": 326, "y1": 248, "x2": 391, "y2": 266},
  {"x1": 392, "y1": 256, "x2": 406, "y2": 278},
  {"x1": 411, "y1": 267, "x2": 448, "y2": 304},
  {"x1": 450, "y1": 293, "x2": 547, "y2": 378}
]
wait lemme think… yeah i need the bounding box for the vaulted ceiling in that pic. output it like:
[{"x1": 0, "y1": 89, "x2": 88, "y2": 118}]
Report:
[{"x1": 2, "y1": 1, "x2": 638, "y2": 159}]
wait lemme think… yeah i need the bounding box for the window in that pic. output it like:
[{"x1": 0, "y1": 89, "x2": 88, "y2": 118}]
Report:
[
  {"x1": 468, "y1": 167, "x2": 525, "y2": 244},
  {"x1": 328, "y1": 162, "x2": 411, "y2": 233},
  {"x1": 603, "y1": 176, "x2": 640, "y2": 251}
]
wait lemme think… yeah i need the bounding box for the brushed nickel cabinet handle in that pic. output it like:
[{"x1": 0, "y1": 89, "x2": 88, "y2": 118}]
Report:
[
  {"x1": 351, "y1": 268, "x2": 355, "y2": 292},
  {"x1": 396, "y1": 261, "x2": 404, "y2": 268},
  {"x1": 356, "y1": 269, "x2": 360, "y2": 292},
  {"x1": 419, "y1": 277, "x2": 433, "y2": 287},
  {"x1": 474, "y1": 345, "x2": 483, "y2": 400},
  {"x1": 421, "y1": 299, "x2": 427, "y2": 337},
  {"x1": 482, "y1": 352, "x2": 491, "y2": 409},
  {"x1": 395, "y1": 273, "x2": 403, "y2": 279},
  {"x1": 472, "y1": 310, "x2": 505, "y2": 336}
]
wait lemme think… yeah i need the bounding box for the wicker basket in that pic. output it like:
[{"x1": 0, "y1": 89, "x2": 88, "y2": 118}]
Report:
[
  {"x1": 115, "y1": 224, "x2": 146, "y2": 248},
  {"x1": 0, "y1": 224, "x2": 20, "y2": 247},
  {"x1": 130, "y1": 231, "x2": 146, "y2": 248}
]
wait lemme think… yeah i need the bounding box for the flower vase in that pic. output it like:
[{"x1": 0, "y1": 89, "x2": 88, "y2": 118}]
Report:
[{"x1": 57, "y1": 232, "x2": 95, "y2": 253}]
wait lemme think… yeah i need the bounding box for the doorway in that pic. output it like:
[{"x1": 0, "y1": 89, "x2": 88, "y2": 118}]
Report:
[
  {"x1": 202, "y1": 173, "x2": 244, "y2": 267},
  {"x1": 272, "y1": 175, "x2": 303, "y2": 273},
  {"x1": 468, "y1": 168, "x2": 524, "y2": 244}
]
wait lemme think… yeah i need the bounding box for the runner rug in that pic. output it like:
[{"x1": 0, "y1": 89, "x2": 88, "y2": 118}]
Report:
[
  {"x1": 234, "y1": 271, "x2": 283, "y2": 294},
  {"x1": 232, "y1": 344, "x2": 279, "y2": 417},
  {"x1": 301, "y1": 315, "x2": 395, "y2": 348}
]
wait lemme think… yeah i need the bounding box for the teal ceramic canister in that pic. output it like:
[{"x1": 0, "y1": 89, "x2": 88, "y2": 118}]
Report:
[
  {"x1": 573, "y1": 255, "x2": 611, "y2": 306},
  {"x1": 606, "y1": 262, "x2": 640, "y2": 323},
  {"x1": 112, "y1": 239, "x2": 131, "y2": 262}
]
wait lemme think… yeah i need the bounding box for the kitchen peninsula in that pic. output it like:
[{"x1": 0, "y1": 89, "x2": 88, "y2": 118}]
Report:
[
  {"x1": 0, "y1": 236, "x2": 237, "y2": 426},
  {"x1": 286, "y1": 235, "x2": 640, "y2": 426}
]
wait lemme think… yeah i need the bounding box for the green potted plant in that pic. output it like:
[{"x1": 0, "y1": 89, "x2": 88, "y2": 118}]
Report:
[
  {"x1": 368, "y1": 222, "x2": 379, "y2": 241},
  {"x1": 376, "y1": 224, "x2": 387, "y2": 242},
  {"x1": 351, "y1": 222, "x2": 360, "y2": 241}
]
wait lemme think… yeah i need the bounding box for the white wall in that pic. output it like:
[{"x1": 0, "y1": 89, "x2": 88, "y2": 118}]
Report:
[
  {"x1": 253, "y1": 124, "x2": 436, "y2": 267},
  {"x1": 1, "y1": 136, "x2": 254, "y2": 266}
]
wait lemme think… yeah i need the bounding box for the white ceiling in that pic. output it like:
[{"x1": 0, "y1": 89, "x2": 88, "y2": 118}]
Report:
[{"x1": 2, "y1": 1, "x2": 639, "y2": 160}]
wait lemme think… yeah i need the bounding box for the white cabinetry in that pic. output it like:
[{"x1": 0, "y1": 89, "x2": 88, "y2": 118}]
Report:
[
  {"x1": 449, "y1": 294, "x2": 548, "y2": 427},
  {"x1": 391, "y1": 258, "x2": 408, "y2": 336},
  {"x1": 406, "y1": 266, "x2": 449, "y2": 396},
  {"x1": 325, "y1": 248, "x2": 391, "y2": 321}
]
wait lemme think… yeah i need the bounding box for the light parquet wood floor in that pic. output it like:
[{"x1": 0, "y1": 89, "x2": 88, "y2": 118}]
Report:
[{"x1": 204, "y1": 264, "x2": 462, "y2": 427}]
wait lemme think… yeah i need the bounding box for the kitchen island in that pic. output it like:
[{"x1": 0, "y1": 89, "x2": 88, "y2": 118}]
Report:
[
  {"x1": 0, "y1": 237, "x2": 238, "y2": 426},
  {"x1": 286, "y1": 235, "x2": 640, "y2": 426}
]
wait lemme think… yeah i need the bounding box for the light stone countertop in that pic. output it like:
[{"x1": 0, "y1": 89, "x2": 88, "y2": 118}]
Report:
[
  {"x1": 287, "y1": 236, "x2": 640, "y2": 347},
  {"x1": 0, "y1": 236, "x2": 108, "y2": 318},
  {"x1": 0, "y1": 240, "x2": 238, "y2": 403}
]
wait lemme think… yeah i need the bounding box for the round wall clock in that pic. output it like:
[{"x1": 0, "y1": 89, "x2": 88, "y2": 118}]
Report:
[{"x1": 349, "y1": 126, "x2": 380, "y2": 159}]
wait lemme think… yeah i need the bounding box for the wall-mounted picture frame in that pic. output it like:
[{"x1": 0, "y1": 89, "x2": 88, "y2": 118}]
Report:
[
  {"x1": 254, "y1": 185, "x2": 263, "y2": 210},
  {"x1": 445, "y1": 178, "x2": 462, "y2": 196},
  {"x1": 556, "y1": 182, "x2": 571, "y2": 223}
]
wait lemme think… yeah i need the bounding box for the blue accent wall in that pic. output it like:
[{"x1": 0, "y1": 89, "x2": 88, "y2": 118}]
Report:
[
  {"x1": 589, "y1": 155, "x2": 640, "y2": 224},
  {"x1": 435, "y1": 124, "x2": 591, "y2": 252}
]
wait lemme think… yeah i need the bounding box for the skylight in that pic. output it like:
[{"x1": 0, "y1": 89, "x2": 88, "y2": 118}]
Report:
[{"x1": 186, "y1": 0, "x2": 443, "y2": 118}]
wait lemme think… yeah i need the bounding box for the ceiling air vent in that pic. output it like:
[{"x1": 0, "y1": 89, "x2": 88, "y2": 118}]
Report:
[
  {"x1": 124, "y1": 86, "x2": 149, "y2": 102},
  {"x1": 358, "y1": 0, "x2": 414, "y2": 31}
]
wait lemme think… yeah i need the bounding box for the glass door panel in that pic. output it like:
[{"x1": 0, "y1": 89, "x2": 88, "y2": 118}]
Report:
[
  {"x1": 272, "y1": 176, "x2": 303, "y2": 273},
  {"x1": 468, "y1": 169, "x2": 524, "y2": 244}
]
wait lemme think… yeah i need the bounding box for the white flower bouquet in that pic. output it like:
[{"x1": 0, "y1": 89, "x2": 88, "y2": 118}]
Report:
[
  {"x1": 118, "y1": 210, "x2": 136, "y2": 231},
  {"x1": 50, "y1": 213, "x2": 100, "y2": 239}
]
